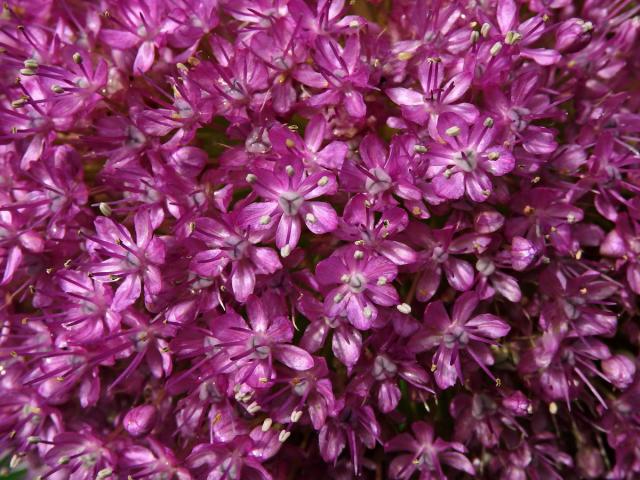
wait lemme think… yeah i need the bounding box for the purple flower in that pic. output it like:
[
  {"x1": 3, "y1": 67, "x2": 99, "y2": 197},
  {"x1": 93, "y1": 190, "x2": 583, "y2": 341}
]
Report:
[
  {"x1": 43, "y1": 431, "x2": 115, "y2": 480},
  {"x1": 426, "y1": 113, "x2": 515, "y2": 202},
  {"x1": 186, "y1": 426, "x2": 280, "y2": 480},
  {"x1": 100, "y1": 0, "x2": 168, "y2": 74},
  {"x1": 386, "y1": 59, "x2": 477, "y2": 136},
  {"x1": 190, "y1": 214, "x2": 282, "y2": 302},
  {"x1": 316, "y1": 247, "x2": 400, "y2": 330},
  {"x1": 242, "y1": 160, "x2": 338, "y2": 256},
  {"x1": 341, "y1": 134, "x2": 422, "y2": 202},
  {"x1": 307, "y1": 36, "x2": 370, "y2": 118},
  {"x1": 318, "y1": 396, "x2": 381, "y2": 475},
  {"x1": 600, "y1": 214, "x2": 640, "y2": 294},
  {"x1": 269, "y1": 115, "x2": 348, "y2": 171},
  {"x1": 407, "y1": 223, "x2": 491, "y2": 302},
  {"x1": 409, "y1": 292, "x2": 510, "y2": 389},
  {"x1": 337, "y1": 194, "x2": 417, "y2": 266},
  {"x1": 211, "y1": 295, "x2": 313, "y2": 388},
  {"x1": 385, "y1": 421, "x2": 475, "y2": 479},
  {"x1": 86, "y1": 209, "x2": 165, "y2": 312},
  {"x1": 298, "y1": 293, "x2": 363, "y2": 369},
  {"x1": 121, "y1": 438, "x2": 192, "y2": 479}
]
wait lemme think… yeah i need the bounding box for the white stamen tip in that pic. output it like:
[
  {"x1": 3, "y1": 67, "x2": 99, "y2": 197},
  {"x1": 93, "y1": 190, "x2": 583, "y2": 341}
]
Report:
[
  {"x1": 279, "y1": 430, "x2": 291, "y2": 442},
  {"x1": 377, "y1": 276, "x2": 387, "y2": 286},
  {"x1": 259, "y1": 215, "x2": 271, "y2": 225},
  {"x1": 305, "y1": 213, "x2": 317, "y2": 224},
  {"x1": 353, "y1": 250, "x2": 364, "y2": 260},
  {"x1": 363, "y1": 306, "x2": 373, "y2": 319},
  {"x1": 397, "y1": 303, "x2": 412, "y2": 314},
  {"x1": 285, "y1": 165, "x2": 295, "y2": 176},
  {"x1": 445, "y1": 126, "x2": 461, "y2": 137},
  {"x1": 280, "y1": 245, "x2": 292, "y2": 258},
  {"x1": 246, "y1": 173, "x2": 257, "y2": 183},
  {"x1": 247, "y1": 401, "x2": 261, "y2": 414},
  {"x1": 290, "y1": 410, "x2": 303, "y2": 423},
  {"x1": 317, "y1": 176, "x2": 329, "y2": 186},
  {"x1": 99, "y1": 202, "x2": 112, "y2": 216},
  {"x1": 97, "y1": 468, "x2": 113, "y2": 479},
  {"x1": 262, "y1": 417, "x2": 273, "y2": 431}
]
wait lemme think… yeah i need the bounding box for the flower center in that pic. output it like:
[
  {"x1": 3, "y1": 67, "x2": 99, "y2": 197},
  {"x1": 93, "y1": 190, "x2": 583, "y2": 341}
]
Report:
[
  {"x1": 372, "y1": 354, "x2": 398, "y2": 380},
  {"x1": 476, "y1": 258, "x2": 496, "y2": 276},
  {"x1": 443, "y1": 325, "x2": 469, "y2": 348},
  {"x1": 453, "y1": 150, "x2": 477, "y2": 172},
  {"x1": 278, "y1": 191, "x2": 304, "y2": 216},
  {"x1": 226, "y1": 236, "x2": 249, "y2": 260},
  {"x1": 348, "y1": 273, "x2": 367, "y2": 293},
  {"x1": 365, "y1": 167, "x2": 392, "y2": 194}
]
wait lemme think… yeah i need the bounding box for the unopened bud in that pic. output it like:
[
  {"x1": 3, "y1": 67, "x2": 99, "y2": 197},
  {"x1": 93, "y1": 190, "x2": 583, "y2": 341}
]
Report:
[{"x1": 123, "y1": 405, "x2": 157, "y2": 437}]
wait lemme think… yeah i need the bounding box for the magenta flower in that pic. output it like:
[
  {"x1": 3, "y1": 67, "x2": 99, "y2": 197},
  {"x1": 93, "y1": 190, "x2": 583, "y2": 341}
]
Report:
[
  {"x1": 100, "y1": 0, "x2": 168, "y2": 74},
  {"x1": 190, "y1": 214, "x2": 282, "y2": 302},
  {"x1": 337, "y1": 194, "x2": 417, "y2": 266},
  {"x1": 316, "y1": 247, "x2": 400, "y2": 330},
  {"x1": 43, "y1": 431, "x2": 116, "y2": 479},
  {"x1": 386, "y1": 421, "x2": 475, "y2": 479},
  {"x1": 3, "y1": 0, "x2": 640, "y2": 477},
  {"x1": 386, "y1": 59, "x2": 477, "y2": 136},
  {"x1": 269, "y1": 115, "x2": 348, "y2": 171},
  {"x1": 211, "y1": 295, "x2": 313, "y2": 388},
  {"x1": 426, "y1": 113, "x2": 515, "y2": 202},
  {"x1": 298, "y1": 293, "x2": 363, "y2": 369},
  {"x1": 307, "y1": 36, "x2": 371, "y2": 118},
  {"x1": 0, "y1": 201, "x2": 44, "y2": 285},
  {"x1": 341, "y1": 134, "x2": 422, "y2": 202},
  {"x1": 409, "y1": 292, "x2": 510, "y2": 389},
  {"x1": 186, "y1": 426, "x2": 280, "y2": 480},
  {"x1": 600, "y1": 214, "x2": 640, "y2": 294},
  {"x1": 86, "y1": 209, "x2": 165, "y2": 311},
  {"x1": 241, "y1": 160, "x2": 339, "y2": 256}
]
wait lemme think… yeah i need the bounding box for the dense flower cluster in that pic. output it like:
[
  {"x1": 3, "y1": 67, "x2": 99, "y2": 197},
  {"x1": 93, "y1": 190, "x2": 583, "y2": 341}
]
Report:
[{"x1": 1, "y1": 0, "x2": 639, "y2": 478}]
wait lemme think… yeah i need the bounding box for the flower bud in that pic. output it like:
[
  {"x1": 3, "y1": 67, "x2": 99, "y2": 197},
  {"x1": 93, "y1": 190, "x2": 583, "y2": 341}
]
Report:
[
  {"x1": 602, "y1": 354, "x2": 636, "y2": 390},
  {"x1": 555, "y1": 18, "x2": 593, "y2": 53},
  {"x1": 511, "y1": 237, "x2": 536, "y2": 271},
  {"x1": 576, "y1": 447, "x2": 604, "y2": 479},
  {"x1": 123, "y1": 405, "x2": 157, "y2": 437},
  {"x1": 474, "y1": 210, "x2": 504, "y2": 233}
]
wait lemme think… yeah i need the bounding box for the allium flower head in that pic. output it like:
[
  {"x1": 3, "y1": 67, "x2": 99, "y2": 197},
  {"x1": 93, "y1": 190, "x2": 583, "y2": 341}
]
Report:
[{"x1": 2, "y1": 0, "x2": 640, "y2": 478}]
